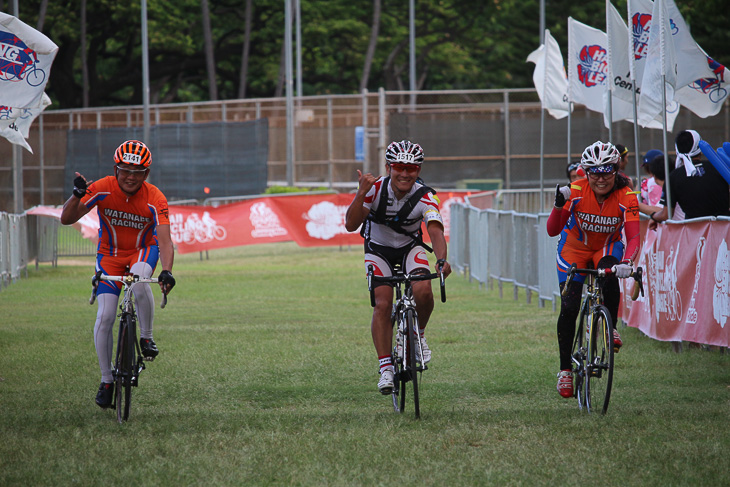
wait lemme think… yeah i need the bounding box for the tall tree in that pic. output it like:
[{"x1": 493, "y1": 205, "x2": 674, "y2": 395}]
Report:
[
  {"x1": 237, "y1": 0, "x2": 253, "y2": 98},
  {"x1": 201, "y1": 0, "x2": 218, "y2": 100},
  {"x1": 360, "y1": 0, "x2": 381, "y2": 92},
  {"x1": 80, "y1": 0, "x2": 89, "y2": 107}
]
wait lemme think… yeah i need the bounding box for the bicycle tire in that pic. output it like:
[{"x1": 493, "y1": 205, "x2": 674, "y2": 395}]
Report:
[
  {"x1": 571, "y1": 303, "x2": 589, "y2": 410},
  {"x1": 115, "y1": 314, "x2": 135, "y2": 423},
  {"x1": 391, "y1": 319, "x2": 402, "y2": 413},
  {"x1": 586, "y1": 305, "x2": 614, "y2": 414},
  {"x1": 404, "y1": 308, "x2": 420, "y2": 419}
]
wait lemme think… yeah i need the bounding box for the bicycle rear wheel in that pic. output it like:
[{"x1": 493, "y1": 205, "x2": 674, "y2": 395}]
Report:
[
  {"x1": 586, "y1": 305, "x2": 614, "y2": 414},
  {"x1": 404, "y1": 309, "x2": 420, "y2": 419},
  {"x1": 114, "y1": 314, "x2": 135, "y2": 423}
]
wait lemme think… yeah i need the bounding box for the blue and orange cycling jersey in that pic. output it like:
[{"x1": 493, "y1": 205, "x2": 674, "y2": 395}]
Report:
[
  {"x1": 81, "y1": 176, "x2": 170, "y2": 257},
  {"x1": 560, "y1": 178, "x2": 639, "y2": 251},
  {"x1": 548, "y1": 179, "x2": 640, "y2": 283}
]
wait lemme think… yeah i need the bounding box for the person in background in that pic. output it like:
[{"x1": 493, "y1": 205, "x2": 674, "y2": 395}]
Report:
[
  {"x1": 614, "y1": 143, "x2": 635, "y2": 190},
  {"x1": 648, "y1": 130, "x2": 730, "y2": 229},
  {"x1": 639, "y1": 151, "x2": 665, "y2": 217},
  {"x1": 566, "y1": 161, "x2": 582, "y2": 183}
]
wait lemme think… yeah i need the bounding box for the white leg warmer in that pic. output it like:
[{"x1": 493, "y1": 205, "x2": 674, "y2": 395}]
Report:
[
  {"x1": 130, "y1": 261, "x2": 155, "y2": 340},
  {"x1": 94, "y1": 293, "x2": 119, "y2": 383}
]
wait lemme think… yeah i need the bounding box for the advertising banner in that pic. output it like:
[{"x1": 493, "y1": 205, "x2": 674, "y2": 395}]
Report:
[{"x1": 620, "y1": 220, "x2": 730, "y2": 347}]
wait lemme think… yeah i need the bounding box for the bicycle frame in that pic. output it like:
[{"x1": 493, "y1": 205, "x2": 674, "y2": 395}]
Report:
[
  {"x1": 367, "y1": 264, "x2": 445, "y2": 418},
  {"x1": 90, "y1": 272, "x2": 167, "y2": 422},
  {"x1": 565, "y1": 264, "x2": 643, "y2": 414}
]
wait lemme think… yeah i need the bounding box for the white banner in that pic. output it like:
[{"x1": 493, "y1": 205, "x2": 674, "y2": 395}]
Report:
[
  {"x1": 0, "y1": 13, "x2": 58, "y2": 109},
  {"x1": 568, "y1": 18, "x2": 608, "y2": 115},
  {"x1": 675, "y1": 54, "x2": 730, "y2": 118},
  {"x1": 606, "y1": 1, "x2": 679, "y2": 130},
  {"x1": 638, "y1": 0, "x2": 677, "y2": 127},
  {"x1": 665, "y1": 0, "x2": 714, "y2": 87},
  {"x1": 0, "y1": 92, "x2": 51, "y2": 152},
  {"x1": 627, "y1": 0, "x2": 654, "y2": 84},
  {"x1": 526, "y1": 29, "x2": 570, "y2": 120}
]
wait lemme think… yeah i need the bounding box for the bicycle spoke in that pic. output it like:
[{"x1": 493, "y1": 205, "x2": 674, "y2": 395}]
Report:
[{"x1": 586, "y1": 306, "x2": 614, "y2": 414}]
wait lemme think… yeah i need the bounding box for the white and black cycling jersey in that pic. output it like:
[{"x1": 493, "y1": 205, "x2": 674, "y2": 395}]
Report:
[{"x1": 362, "y1": 176, "x2": 443, "y2": 248}]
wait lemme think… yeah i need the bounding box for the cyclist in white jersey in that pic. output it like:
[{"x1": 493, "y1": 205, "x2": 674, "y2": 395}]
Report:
[{"x1": 345, "y1": 140, "x2": 451, "y2": 394}]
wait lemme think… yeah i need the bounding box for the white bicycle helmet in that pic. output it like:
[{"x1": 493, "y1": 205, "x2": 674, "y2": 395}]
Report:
[
  {"x1": 385, "y1": 140, "x2": 424, "y2": 165},
  {"x1": 580, "y1": 141, "x2": 619, "y2": 173}
]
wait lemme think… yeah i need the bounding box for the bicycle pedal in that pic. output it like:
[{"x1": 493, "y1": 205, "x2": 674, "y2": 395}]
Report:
[{"x1": 143, "y1": 356, "x2": 155, "y2": 362}]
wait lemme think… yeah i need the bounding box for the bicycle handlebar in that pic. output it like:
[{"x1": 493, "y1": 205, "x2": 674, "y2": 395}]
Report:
[
  {"x1": 367, "y1": 263, "x2": 446, "y2": 308},
  {"x1": 561, "y1": 264, "x2": 644, "y2": 300},
  {"x1": 90, "y1": 271, "x2": 169, "y2": 309}
]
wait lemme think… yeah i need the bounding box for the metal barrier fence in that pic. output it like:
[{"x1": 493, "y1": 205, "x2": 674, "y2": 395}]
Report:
[
  {"x1": 4, "y1": 88, "x2": 730, "y2": 212},
  {"x1": 0, "y1": 213, "x2": 58, "y2": 290},
  {"x1": 449, "y1": 190, "x2": 560, "y2": 309}
]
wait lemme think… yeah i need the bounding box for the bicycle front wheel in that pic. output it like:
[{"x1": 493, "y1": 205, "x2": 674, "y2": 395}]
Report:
[
  {"x1": 586, "y1": 305, "x2": 614, "y2": 414},
  {"x1": 571, "y1": 304, "x2": 588, "y2": 410},
  {"x1": 404, "y1": 309, "x2": 420, "y2": 419},
  {"x1": 114, "y1": 314, "x2": 135, "y2": 423}
]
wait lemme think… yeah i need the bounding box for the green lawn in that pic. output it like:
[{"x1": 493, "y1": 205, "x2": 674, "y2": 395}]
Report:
[{"x1": 1, "y1": 243, "x2": 728, "y2": 486}]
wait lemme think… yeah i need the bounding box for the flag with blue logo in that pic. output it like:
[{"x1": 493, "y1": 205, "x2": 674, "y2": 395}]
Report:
[
  {"x1": 606, "y1": 0, "x2": 679, "y2": 130},
  {"x1": 0, "y1": 12, "x2": 58, "y2": 109},
  {"x1": 638, "y1": 0, "x2": 677, "y2": 127},
  {"x1": 568, "y1": 18, "x2": 608, "y2": 115}
]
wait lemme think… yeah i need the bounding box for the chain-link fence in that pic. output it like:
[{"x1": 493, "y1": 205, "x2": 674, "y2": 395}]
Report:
[{"x1": 2, "y1": 88, "x2": 729, "y2": 211}]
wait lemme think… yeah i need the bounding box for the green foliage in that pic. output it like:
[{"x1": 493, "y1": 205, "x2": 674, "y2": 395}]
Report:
[
  {"x1": 13, "y1": 0, "x2": 730, "y2": 108},
  {"x1": 264, "y1": 185, "x2": 330, "y2": 194}
]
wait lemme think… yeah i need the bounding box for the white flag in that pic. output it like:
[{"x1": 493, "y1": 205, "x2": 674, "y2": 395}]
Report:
[
  {"x1": 638, "y1": 0, "x2": 677, "y2": 127},
  {"x1": 607, "y1": 2, "x2": 633, "y2": 104},
  {"x1": 527, "y1": 29, "x2": 570, "y2": 120},
  {"x1": 568, "y1": 18, "x2": 608, "y2": 115},
  {"x1": 606, "y1": 0, "x2": 679, "y2": 130},
  {"x1": 0, "y1": 13, "x2": 58, "y2": 109},
  {"x1": 0, "y1": 92, "x2": 51, "y2": 152},
  {"x1": 628, "y1": 0, "x2": 654, "y2": 84},
  {"x1": 675, "y1": 53, "x2": 730, "y2": 118},
  {"x1": 665, "y1": 0, "x2": 714, "y2": 87}
]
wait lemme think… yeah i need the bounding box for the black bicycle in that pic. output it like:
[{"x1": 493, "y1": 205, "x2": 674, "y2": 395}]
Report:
[
  {"x1": 368, "y1": 263, "x2": 445, "y2": 419},
  {"x1": 90, "y1": 271, "x2": 167, "y2": 423},
  {"x1": 565, "y1": 264, "x2": 643, "y2": 414}
]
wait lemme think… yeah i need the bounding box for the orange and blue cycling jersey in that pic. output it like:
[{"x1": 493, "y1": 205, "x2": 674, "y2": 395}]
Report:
[
  {"x1": 81, "y1": 176, "x2": 170, "y2": 295},
  {"x1": 547, "y1": 179, "x2": 640, "y2": 283}
]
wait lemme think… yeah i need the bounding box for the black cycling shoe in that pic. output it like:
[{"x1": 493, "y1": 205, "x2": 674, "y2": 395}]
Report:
[
  {"x1": 140, "y1": 338, "x2": 159, "y2": 360},
  {"x1": 95, "y1": 382, "x2": 113, "y2": 408}
]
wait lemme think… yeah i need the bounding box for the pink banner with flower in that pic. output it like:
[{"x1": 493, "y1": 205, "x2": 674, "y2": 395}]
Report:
[{"x1": 620, "y1": 220, "x2": 730, "y2": 347}]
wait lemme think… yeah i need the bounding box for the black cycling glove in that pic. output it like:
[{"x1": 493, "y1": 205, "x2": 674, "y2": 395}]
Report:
[
  {"x1": 158, "y1": 270, "x2": 176, "y2": 291},
  {"x1": 554, "y1": 184, "x2": 571, "y2": 208},
  {"x1": 73, "y1": 176, "x2": 88, "y2": 198}
]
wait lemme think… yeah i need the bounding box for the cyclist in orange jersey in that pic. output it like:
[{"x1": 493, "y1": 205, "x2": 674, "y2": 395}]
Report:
[
  {"x1": 546, "y1": 141, "x2": 641, "y2": 399},
  {"x1": 61, "y1": 140, "x2": 176, "y2": 409}
]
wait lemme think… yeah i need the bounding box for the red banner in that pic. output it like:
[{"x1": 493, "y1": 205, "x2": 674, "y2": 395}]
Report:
[
  {"x1": 161, "y1": 191, "x2": 471, "y2": 253},
  {"x1": 29, "y1": 191, "x2": 471, "y2": 254},
  {"x1": 620, "y1": 220, "x2": 730, "y2": 347}
]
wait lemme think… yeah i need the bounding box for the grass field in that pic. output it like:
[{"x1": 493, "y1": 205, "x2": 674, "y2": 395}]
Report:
[{"x1": 1, "y1": 243, "x2": 729, "y2": 486}]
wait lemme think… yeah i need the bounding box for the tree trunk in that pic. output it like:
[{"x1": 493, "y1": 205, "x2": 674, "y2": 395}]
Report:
[
  {"x1": 201, "y1": 0, "x2": 218, "y2": 100},
  {"x1": 359, "y1": 0, "x2": 381, "y2": 93},
  {"x1": 81, "y1": 0, "x2": 89, "y2": 107},
  {"x1": 37, "y1": 0, "x2": 49, "y2": 31},
  {"x1": 237, "y1": 0, "x2": 253, "y2": 99},
  {"x1": 275, "y1": 40, "x2": 286, "y2": 98}
]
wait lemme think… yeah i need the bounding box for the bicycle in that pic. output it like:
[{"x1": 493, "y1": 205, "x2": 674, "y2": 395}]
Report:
[
  {"x1": 90, "y1": 271, "x2": 168, "y2": 423},
  {"x1": 367, "y1": 263, "x2": 446, "y2": 419},
  {"x1": 564, "y1": 264, "x2": 643, "y2": 415}
]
